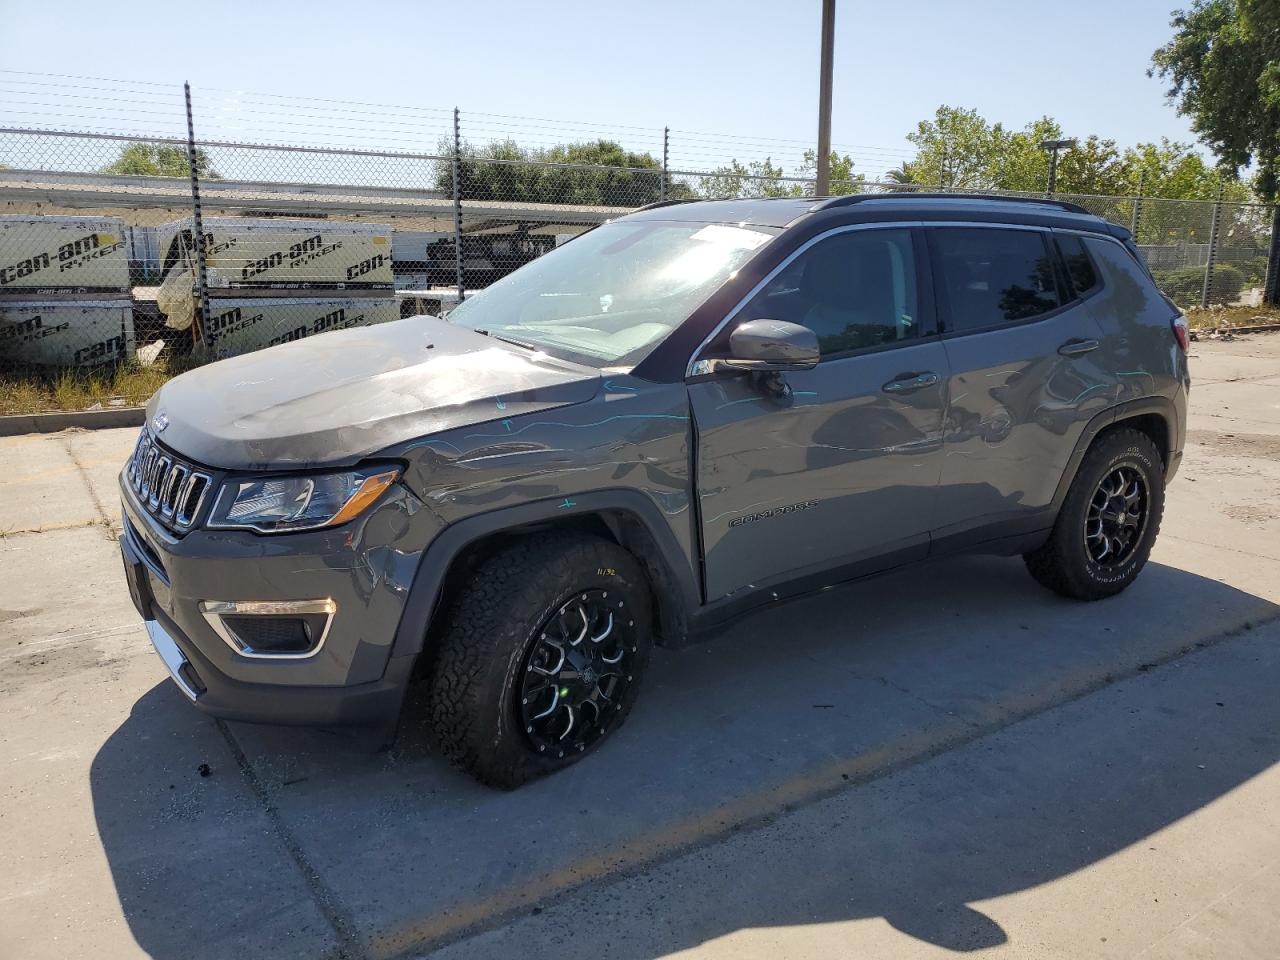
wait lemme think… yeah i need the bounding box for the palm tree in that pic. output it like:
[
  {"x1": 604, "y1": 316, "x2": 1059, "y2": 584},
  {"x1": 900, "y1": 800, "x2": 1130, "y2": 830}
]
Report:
[{"x1": 882, "y1": 164, "x2": 919, "y2": 193}]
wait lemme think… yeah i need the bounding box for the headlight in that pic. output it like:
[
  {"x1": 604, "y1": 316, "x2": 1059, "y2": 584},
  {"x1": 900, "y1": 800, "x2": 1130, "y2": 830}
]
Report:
[{"x1": 207, "y1": 466, "x2": 400, "y2": 534}]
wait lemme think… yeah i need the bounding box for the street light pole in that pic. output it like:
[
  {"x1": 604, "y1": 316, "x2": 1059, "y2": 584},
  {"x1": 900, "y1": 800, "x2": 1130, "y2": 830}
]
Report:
[
  {"x1": 1040, "y1": 138, "x2": 1077, "y2": 196},
  {"x1": 815, "y1": 0, "x2": 836, "y2": 196}
]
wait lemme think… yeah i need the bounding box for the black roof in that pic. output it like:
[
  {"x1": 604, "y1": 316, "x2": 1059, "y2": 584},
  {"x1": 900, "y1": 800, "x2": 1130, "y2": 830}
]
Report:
[{"x1": 627, "y1": 193, "x2": 1120, "y2": 235}]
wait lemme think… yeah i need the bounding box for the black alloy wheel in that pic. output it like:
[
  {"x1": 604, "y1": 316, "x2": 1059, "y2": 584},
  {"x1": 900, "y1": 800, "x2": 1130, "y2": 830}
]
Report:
[
  {"x1": 519, "y1": 589, "x2": 636, "y2": 758},
  {"x1": 1084, "y1": 464, "x2": 1149, "y2": 567}
]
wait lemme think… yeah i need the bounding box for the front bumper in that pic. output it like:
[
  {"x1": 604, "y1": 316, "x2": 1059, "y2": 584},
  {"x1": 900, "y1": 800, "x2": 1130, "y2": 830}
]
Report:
[
  {"x1": 138, "y1": 605, "x2": 415, "y2": 725},
  {"x1": 119, "y1": 463, "x2": 436, "y2": 726}
]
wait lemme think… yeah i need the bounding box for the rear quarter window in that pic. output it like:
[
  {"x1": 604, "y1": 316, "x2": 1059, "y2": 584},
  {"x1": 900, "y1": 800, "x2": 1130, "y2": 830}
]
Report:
[{"x1": 1082, "y1": 235, "x2": 1172, "y2": 329}]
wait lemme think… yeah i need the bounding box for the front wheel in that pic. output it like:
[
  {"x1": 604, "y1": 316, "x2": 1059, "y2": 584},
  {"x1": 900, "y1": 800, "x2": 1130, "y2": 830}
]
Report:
[
  {"x1": 424, "y1": 533, "x2": 652, "y2": 788},
  {"x1": 1024, "y1": 428, "x2": 1165, "y2": 600}
]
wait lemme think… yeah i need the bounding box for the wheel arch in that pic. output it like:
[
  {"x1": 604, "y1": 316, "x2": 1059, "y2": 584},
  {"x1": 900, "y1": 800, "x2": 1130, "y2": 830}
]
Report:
[
  {"x1": 1052, "y1": 397, "x2": 1178, "y2": 515},
  {"x1": 391, "y1": 491, "x2": 700, "y2": 662}
]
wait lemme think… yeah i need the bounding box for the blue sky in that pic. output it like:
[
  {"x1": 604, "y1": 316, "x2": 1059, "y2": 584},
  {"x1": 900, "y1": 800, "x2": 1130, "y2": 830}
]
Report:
[{"x1": 0, "y1": 0, "x2": 1197, "y2": 178}]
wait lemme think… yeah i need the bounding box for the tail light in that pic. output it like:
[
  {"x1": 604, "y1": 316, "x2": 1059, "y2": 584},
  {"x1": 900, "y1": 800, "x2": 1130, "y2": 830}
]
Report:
[{"x1": 1171, "y1": 313, "x2": 1189, "y2": 352}]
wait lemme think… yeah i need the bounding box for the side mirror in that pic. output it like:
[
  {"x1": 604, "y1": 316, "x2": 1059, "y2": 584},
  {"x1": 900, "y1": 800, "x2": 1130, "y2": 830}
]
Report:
[{"x1": 719, "y1": 319, "x2": 819, "y2": 372}]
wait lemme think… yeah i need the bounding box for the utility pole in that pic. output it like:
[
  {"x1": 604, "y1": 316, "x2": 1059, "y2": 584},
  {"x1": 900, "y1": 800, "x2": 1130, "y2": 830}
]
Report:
[
  {"x1": 1040, "y1": 138, "x2": 1076, "y2": 196},
  {"x1": 815, "y1": 0, "x2": 836, "y2": 196}
]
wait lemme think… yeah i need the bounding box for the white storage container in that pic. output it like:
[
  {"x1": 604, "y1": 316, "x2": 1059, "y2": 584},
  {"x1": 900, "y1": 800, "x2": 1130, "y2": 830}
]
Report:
[
  {"x1": 202, "y1": 296, "x2": 399, "y2": 358},
  {"x1": 0, "y1": 299, "x2": 136, "y2": 369},
  {"x1": 0, "y1": 216, "x2": 130, "y2": 295},
  {"x1": 155, "y1": 217, "x2": 394, "y2": 332}
]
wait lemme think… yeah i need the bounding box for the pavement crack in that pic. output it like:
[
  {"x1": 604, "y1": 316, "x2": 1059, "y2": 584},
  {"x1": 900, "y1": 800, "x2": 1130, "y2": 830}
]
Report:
[
  {"x1": 216, "y1": 720, "x2": 366, "y2": 960},
  {"x1": 0, "y1": 517, "x2": 115, "y2": 539},
  {"x1": 61, "y1": 436, "x2": 114, "y2": 531}
]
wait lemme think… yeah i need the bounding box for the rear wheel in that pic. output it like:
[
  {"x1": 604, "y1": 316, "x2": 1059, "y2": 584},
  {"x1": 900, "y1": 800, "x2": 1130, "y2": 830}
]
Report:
[
  {"x1": 1024, "y1": 428, "x2": 1165, "y2": 600},
  {"x1": 424, "y1": 532, "x2": 652, "y2": 788}
]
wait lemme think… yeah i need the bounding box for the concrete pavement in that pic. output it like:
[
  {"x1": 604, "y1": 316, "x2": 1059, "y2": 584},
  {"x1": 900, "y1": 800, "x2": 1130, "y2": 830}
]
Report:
[
  {"x1": 431, "y1": 621, "x2": 1280, "y2": 960},
  {"x1": 0, "y1": 334, "x2": 1277, "y2": 959}
]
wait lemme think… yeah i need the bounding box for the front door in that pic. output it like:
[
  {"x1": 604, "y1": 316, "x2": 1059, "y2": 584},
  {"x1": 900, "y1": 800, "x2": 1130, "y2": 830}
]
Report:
[{"x1": 688, "y1": 226, "x2": 949, "y2": 602}]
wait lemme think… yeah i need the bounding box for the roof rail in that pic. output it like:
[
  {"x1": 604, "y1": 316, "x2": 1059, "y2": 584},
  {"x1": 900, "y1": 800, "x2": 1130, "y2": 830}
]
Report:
[{"x1": 818, "y1": 192, "x2": 1093, "y2": 216}]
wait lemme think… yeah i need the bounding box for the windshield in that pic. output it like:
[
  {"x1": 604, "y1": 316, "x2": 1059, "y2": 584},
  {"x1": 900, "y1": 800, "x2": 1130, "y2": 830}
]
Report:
[{"x1": 445, "y1": 220, "x2": 777, "y2": 366}]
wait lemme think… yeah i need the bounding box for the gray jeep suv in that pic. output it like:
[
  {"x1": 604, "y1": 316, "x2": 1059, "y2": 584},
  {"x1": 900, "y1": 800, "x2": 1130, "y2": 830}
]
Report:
[{"x1": 119, "y1": 194, "x2": 1189, "y2": 787}]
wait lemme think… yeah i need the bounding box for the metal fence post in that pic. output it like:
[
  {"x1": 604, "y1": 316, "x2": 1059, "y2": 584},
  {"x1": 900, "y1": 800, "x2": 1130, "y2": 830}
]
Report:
[
  {"x1": 1264, "y1": 205, "x2": 1280, "y2": 307},
  {"x1": 1130, "y1": 169, "x2": 1145, "y2": 240},
  {"x1": 661, "y1": 126, "x2": 669, "y2": 201},
  {"x1": 451, "y1": 106, "x2": 465, "y2": 304},
  {"x1": 1200, "y1": 179, "x2": 1225, "y2": 309},
  {"x1": 183, "y1": 81, "x2": 211, "y2": 350}
]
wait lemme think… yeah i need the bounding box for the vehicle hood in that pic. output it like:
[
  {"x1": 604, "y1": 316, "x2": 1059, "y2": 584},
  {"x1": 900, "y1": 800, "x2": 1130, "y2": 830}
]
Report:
[{"x1": 148, "y1": 316, "x2": 602, "y2": 470}]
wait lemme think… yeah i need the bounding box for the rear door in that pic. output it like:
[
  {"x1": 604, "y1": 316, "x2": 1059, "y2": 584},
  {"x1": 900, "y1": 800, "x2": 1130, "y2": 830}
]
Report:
[
  {"x1": 688, "y1": 225, "x2": 949, "y2": 602},
  {"x1": 928, "y1": 225, "x2": 1117, "y2": 544}
]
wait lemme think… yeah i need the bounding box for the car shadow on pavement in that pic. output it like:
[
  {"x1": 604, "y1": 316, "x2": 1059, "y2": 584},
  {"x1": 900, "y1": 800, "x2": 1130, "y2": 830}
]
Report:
[{"x1": 90, "y1": 555, "x2": 1280, "y2": 959}]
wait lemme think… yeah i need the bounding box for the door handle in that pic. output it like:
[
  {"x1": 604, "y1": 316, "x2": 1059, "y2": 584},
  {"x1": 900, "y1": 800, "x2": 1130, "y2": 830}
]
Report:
[
  {"x1": 1058, "y1": 338, "x2": 1100, "y2": 357},
  {"x1": 882, "y1": 372, "x2": 939, "y2": 394}
]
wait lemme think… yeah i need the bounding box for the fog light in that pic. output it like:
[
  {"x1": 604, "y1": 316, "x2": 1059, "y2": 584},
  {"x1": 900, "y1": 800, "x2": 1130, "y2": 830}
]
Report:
[{"x1": 199, "y1": 599, "x2": 336, "y2": 659}]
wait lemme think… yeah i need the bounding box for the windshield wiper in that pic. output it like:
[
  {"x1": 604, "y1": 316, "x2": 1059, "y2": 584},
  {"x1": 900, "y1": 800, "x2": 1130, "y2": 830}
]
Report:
[{"x1": 475, "y1": 329, "x2": 538, "y2": 352}]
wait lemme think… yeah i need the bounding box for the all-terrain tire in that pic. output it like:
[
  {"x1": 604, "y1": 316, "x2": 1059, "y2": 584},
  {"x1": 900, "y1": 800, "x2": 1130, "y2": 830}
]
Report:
[
  {"x1": 424, "y1": 532, "x2": 652, "y2": 789},
  {"x1": 1024, "y1": 427, "x2": 1165, "y2": 601}
]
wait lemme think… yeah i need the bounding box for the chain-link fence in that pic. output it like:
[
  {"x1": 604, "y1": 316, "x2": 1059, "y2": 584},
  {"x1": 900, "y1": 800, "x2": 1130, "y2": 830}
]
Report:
[{"x1": 1, "y1": 71, "x2": 1275, "y2": 403}]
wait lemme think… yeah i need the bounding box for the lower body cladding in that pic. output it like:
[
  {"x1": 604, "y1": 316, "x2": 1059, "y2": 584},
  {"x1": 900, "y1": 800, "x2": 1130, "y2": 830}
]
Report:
[{"x1": 118, "y1": 470, "x2": 436, "y2": 727}]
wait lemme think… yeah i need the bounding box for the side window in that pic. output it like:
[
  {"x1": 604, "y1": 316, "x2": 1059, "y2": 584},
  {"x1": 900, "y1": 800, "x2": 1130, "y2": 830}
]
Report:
[
  {"x1": 933, "y1": 228, "x2": 1060, "y2": 332},
  {"x1": 736, "y1": 229, "x2": 920, "y2": 357},
  {"x1": 1056, "y1": 234, "x2": 1100, "y2": 297}
]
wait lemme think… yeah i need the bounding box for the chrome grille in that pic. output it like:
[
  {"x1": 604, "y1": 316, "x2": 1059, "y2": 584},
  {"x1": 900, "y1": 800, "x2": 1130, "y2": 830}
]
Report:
[{"x1": 126, "y1": 430, "x2": 212, "y2": 531}]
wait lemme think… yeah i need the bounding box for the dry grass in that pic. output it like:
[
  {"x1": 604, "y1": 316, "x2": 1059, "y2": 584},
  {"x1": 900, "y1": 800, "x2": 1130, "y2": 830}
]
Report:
[
  {"x1": 0, "y1": 362, "x2": 180, "y2": 416},
  {"x1": 1183, "y1": 304, "x2": 1280, "y2": 332}
]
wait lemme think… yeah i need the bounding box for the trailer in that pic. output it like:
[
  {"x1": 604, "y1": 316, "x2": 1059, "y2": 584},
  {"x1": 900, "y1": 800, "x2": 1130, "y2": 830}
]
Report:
[
  {"x1": 201, "y1": 296, "x2": 399, "y2": 358},
  {"x1": 0, "y1": 216, "x2": 130, "y2": 296},
  {"x1": 424, "y1": 228, "x2": 557, "y2": 288},
  {"x1": 154, "y1": 217, "x2": 394, "y2": 332},
  {"x1": 0, "y1": 299, "x2": 135, "y2": 369}
]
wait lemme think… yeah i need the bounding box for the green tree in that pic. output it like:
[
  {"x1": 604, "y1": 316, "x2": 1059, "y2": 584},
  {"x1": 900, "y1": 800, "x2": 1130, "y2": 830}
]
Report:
[
  {"x1": 1116, "y1": 139, "x2": 1261, "y2": 245},
  {"x1": 884, "y1": 164, "x2": 916, "y2": 185},
  {"x1": 797, "y1": 149, "x2": 865, "y2": 195},
  {"x1": 698, "y1": 151, "x2": 864, "y2": 199},
  {"x1": 1056, "y1": 136, "x2": 1133, "y2": 196},
  {"x1": 438, "y1": 138, "x2": 664, "y2": 206},
  {"x1": 1123, "y1": 138, "x2": 1224, "y2": 199},
  {"x1": 101, "y1": 142, "x2": 218, "y2": 178},
  {"x1": 1151, "y1": 0, "x2": 1280, "y2": 201},
  {"x1": 697, "y1": 157, "x2": 802, "y2": 199},
  {"x1": 895, "y1": 108, "x2": 1252, "y2": 205},
  {"x1": 902, "y1": 106, "x2": 1000, "y2": 189},
  {"x1": 988, "y1": 116, "x2": 1062, "y2": 192}
]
